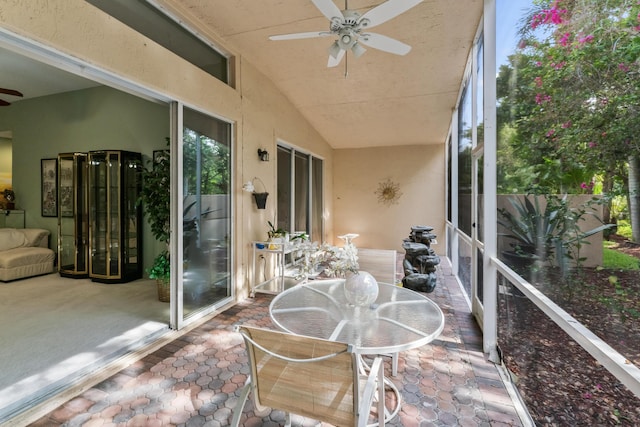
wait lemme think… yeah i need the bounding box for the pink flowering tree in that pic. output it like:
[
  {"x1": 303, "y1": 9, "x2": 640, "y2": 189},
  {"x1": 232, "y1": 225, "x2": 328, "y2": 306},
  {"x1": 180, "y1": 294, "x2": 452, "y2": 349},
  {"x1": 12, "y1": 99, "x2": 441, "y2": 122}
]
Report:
[{"x1": 497, "y1": 0, "x2": 640, "y2": 240}]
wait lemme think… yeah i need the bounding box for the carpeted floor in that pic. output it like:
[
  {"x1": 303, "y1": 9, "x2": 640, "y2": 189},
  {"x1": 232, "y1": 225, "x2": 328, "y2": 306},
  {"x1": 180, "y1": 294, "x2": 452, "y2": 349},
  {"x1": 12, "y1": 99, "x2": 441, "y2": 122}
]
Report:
[{"x1": 0, "y1": 273, "x2": 169, "y2": 419}]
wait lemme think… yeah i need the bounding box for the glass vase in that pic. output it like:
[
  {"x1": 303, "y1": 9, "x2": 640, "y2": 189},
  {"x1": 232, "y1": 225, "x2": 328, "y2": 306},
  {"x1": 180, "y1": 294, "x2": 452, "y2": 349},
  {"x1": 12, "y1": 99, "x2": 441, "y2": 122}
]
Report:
[{"x1": 343, "y1": 271, "x2": 379, "y2": 307}]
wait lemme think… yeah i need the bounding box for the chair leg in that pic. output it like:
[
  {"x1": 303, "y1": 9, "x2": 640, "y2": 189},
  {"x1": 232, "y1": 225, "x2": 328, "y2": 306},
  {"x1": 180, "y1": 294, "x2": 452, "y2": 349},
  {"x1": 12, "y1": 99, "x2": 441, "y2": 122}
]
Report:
[
  {"x1": 377, "y1": 360, "x2": 386, "y2": 427},
  {"x1": 230, "y1": 379, "x2": 252, "y2": 427},
  {"x1": 391, "y1": 352, "x2": 398, "y2": 377}
]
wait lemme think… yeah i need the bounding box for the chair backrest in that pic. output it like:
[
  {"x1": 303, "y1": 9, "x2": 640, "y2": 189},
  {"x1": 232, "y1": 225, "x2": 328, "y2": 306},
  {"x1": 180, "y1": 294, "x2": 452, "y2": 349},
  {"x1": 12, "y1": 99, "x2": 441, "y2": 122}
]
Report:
[
  {"x1": 357, "y1": 248, "x2": 397, "y2": 284},
  {"x1": 238, "y1": 325, "x2": 359, "y2": 426}
]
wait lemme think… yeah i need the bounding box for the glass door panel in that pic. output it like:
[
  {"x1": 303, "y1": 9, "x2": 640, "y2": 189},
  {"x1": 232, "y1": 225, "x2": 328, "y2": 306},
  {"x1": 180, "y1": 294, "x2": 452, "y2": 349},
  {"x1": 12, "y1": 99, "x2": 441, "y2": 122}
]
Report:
[
  {"x1": 277, "y1": 146, "x2": 292, "y2": 232},
  {"x1": 182, "y1": 107, "x2": 232, "y2": 319},
  {"x1": 311, "y1": 157, "x2": 323, "y2": 241},
  {"x1": 276, "y1": 146, "x2": 323, "y2": 241},
  {"x1": 294, "y1": 152, "x2": 309, "y2": 233}
]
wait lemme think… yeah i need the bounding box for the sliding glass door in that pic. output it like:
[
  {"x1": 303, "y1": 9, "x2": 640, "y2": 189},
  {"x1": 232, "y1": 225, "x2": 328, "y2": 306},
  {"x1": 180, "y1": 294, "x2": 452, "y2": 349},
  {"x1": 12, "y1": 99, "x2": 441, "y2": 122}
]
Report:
[
  {"x1": 181, "y1": 107, "x2": 232, "y2": 319},
  {"x1": 276, "y1": 145, "x2": 323, "y2": 241}
]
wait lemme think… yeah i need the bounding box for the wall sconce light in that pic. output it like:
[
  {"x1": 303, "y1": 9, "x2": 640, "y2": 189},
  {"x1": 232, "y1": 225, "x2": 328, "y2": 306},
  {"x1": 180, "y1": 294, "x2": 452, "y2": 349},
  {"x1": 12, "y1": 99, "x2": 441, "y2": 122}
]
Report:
[
  {"x1": 242, "y1": 176, "x2": 269, "y2": 209},
  {"x1": 257, "y1": 148, "x2": 269, "y2": 162}
]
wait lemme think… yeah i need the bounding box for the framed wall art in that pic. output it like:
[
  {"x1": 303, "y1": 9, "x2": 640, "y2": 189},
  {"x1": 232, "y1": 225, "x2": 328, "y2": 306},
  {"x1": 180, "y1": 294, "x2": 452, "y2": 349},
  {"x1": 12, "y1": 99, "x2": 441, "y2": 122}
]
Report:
[{"x1": 41, "y1": 158, "x2": 58, "y2": 217}]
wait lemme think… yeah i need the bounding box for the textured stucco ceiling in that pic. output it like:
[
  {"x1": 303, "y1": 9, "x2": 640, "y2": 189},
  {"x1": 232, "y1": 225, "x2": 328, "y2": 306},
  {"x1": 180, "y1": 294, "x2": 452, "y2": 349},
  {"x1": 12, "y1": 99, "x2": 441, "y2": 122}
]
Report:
[
  {"x1": 0, "y1": 0, "x2": 483, "y2": 150},
  {"x1": 162, "y1": 0, "x2": 483, "y2": 149}
]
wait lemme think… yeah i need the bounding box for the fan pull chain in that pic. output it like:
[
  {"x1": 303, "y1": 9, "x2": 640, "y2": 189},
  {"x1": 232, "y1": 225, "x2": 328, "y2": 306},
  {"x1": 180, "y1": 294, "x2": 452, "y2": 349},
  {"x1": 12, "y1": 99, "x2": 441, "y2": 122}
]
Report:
[{"x1": 344, "y1": 51, "x2": 349, "y2": 78}]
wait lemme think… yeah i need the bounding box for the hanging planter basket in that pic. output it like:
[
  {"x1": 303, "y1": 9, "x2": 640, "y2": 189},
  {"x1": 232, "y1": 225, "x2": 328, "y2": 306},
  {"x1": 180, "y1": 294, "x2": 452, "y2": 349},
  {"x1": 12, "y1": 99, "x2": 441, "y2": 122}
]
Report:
[{"x1": 253, "y1": 192, "x2": 269, "y2": 209}]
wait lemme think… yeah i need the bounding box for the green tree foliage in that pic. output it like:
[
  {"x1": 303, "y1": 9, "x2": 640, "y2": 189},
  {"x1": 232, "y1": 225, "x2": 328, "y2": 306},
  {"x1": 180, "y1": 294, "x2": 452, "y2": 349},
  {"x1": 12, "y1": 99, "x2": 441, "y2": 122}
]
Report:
[
  {"x1": 183, "y1": 129, "x2": 230, "y2": 196},
  {"x1": 497, "y1": 0, "x2": 640, "y2": 238},
  {"x1": 499, "y1": 0, "x2": 640, "y2": 183}
]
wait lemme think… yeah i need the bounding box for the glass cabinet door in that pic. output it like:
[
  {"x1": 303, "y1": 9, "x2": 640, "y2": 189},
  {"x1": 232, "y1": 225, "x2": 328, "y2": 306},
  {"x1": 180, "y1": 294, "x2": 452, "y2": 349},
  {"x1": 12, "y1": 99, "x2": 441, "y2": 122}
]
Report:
[
  {"x1": 123, "y1": 154, "x2": 141, "y2": 275},
  {"x1": 88, "y1": 150, "x2": 142, "y2": 283},
  {"x1": 89, "y1": 151, "x2": 108, "y2": 278},
  {"x1": 108, "y1": 151, "x2": 120, "y2": 278},
  {"x1": 58, "y1": 152, "x2": 89, "y2": 278}
]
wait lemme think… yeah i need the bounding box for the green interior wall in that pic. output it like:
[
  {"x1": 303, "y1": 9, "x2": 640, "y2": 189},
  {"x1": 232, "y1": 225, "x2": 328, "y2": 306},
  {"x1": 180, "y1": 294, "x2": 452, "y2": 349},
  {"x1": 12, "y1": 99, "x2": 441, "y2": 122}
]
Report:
[{"x1": 1, "y1": 85, "x2": 169, "y2": 272}]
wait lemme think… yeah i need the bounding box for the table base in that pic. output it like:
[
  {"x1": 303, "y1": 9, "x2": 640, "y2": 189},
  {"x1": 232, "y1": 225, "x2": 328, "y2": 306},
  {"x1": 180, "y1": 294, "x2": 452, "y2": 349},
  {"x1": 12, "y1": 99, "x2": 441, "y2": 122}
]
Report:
[{"x1": 359, "y1": 355, "x2": 401, "y2": 425}]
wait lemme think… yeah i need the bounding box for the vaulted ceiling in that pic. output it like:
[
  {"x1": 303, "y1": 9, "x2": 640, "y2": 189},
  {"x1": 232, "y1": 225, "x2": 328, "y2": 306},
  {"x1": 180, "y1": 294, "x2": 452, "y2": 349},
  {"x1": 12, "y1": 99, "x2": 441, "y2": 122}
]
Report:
[
  {"x1": 167, "y1": 0, "x2": 483, "y2": 149},
  {"x1": 0, "y1": 0, "x2": 483, "y2": 150}
]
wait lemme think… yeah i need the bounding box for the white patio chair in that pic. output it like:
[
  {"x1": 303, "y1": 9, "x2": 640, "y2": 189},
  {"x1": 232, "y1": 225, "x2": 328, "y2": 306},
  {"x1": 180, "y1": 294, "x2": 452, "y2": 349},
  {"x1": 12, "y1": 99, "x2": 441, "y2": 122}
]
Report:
[{"x1": 231, "y1": 325, "x2": 386, "y2": 427}]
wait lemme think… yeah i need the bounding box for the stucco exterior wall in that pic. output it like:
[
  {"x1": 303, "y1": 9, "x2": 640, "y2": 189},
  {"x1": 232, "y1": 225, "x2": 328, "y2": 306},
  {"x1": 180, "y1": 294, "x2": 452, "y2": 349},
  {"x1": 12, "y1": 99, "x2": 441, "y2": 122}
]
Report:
[
  {"x1": 497, "y1": 194, "x2": 605, "y2": 267},
  {"x1": 333, "y1": 145, "x2": 446, "y2": 255},
  {"x1": 0, "y1": 0, "x2": 334, "y2": 296},
  {"x1": 237, "y1": 59, "x2": 334, "y2": 245}
]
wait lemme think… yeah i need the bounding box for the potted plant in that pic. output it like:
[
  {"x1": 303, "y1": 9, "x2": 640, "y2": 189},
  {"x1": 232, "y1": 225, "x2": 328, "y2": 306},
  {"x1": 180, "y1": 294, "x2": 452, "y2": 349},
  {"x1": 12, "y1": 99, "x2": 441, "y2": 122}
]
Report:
[
  {"x1": 148, "y1": 250, "x2": 170, "y2": 302},
  {"x1": 267, "y1": 221, "x2": 287, "y2": 249},
  {"x1": 139, "y1": 140, "x2": 171, "y2": 301},
  {"x1": 267, "y1": 221, "x2": 286, "y2": 239}
]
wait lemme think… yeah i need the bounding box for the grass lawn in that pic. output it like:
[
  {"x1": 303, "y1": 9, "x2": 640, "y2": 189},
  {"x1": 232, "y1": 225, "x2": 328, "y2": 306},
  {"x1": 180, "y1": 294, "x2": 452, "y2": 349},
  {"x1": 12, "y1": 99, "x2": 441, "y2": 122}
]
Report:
[{"x1": 603, "y1": 240, "x2": 640, "y2": 270}]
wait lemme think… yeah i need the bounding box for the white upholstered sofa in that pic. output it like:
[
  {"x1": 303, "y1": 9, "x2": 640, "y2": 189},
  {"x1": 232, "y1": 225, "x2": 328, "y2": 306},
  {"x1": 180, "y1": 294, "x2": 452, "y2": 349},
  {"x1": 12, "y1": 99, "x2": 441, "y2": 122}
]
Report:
[{"x1": 0, "y1": 228, "x2": 55, "y2": 281}]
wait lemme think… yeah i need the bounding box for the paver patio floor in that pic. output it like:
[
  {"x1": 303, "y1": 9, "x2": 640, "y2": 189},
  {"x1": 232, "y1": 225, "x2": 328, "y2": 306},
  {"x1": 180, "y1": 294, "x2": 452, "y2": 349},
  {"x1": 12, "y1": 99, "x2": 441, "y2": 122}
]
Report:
[{"x1": 28, "y1": 260, "x2": 525, "y2": 426}]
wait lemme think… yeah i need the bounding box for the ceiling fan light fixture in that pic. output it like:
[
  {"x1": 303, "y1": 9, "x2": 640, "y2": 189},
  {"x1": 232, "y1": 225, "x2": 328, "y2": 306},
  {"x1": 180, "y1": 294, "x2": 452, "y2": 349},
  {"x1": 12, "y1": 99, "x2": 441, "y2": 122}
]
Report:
[
  {"x1": 351, "y1": 42, "x2": 366, "y2": 58},
  {"x1": 328, "y1": 41, "x2": 341, "y2": 59},
  {"x1": 269, "y1": 0, "x2": 424, "y2": 67}
]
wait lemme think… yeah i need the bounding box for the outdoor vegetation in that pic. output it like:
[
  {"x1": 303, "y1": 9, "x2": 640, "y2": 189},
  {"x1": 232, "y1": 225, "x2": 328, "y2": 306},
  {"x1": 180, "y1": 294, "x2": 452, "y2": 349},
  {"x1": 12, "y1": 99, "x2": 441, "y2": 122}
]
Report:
[{"x1": 496, "y1": 0, "x2": 640, "y2": 424}]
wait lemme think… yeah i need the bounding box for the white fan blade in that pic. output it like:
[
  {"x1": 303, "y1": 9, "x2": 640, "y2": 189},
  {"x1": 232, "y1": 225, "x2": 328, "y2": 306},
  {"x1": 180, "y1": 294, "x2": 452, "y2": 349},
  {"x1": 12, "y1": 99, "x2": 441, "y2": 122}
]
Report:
[
  {"x1": 358, "y1": 0, "x2": 423, "y2": 28},
  {"x1": 270, "y1": 31, "x2": 333, "y2": 41},
  {"x1": 311, "y1": 0, "x2": 343, "y2": 21},
  {"x1": 359, "y1": 33, "x2": 412, "y2": 55},
  {"x1": 327, "y1": 49, "x2": 345, "y2": 67}
]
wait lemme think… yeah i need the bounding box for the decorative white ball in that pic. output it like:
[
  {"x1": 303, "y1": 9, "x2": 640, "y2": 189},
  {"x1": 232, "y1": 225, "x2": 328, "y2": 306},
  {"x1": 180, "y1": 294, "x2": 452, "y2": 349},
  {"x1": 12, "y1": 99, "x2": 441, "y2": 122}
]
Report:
[{"x1": 344, "y1": 271, "x2": 379, "y2": 307}]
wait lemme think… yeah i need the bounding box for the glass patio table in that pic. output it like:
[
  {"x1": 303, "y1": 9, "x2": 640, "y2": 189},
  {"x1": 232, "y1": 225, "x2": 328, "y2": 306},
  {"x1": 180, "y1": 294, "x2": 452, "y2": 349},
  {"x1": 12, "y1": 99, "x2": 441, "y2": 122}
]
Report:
[{"x1": 269, "y1": 279, "x2": 445, "y2": 422}]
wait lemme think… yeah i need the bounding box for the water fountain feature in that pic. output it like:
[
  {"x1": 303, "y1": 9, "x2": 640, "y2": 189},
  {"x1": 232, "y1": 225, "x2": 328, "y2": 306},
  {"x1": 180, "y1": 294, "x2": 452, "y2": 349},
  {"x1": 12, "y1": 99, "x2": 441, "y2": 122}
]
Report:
[{"x1": 402, "y1": 225, "x2": 440, "y2": 293}]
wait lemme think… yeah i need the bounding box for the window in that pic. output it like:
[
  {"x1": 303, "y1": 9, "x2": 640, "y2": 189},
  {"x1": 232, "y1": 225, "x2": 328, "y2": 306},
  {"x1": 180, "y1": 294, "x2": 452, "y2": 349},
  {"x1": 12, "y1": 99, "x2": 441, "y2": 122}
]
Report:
[
  {"x1": 86, "y1": 0, "x2": 230, "y2": 84},
  {"x1": 457, "y1": 80, "x2": 473, "y2": 236},
  {"x1": 277, "y1": 145, "x2": 323, "y2": 241}
]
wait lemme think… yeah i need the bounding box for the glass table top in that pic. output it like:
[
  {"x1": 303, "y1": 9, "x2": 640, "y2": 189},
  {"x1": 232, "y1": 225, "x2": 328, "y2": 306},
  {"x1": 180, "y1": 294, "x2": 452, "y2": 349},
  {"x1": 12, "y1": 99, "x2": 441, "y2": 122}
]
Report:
[{"x1": 269, "y1": 279, "x2": 445, "y2": 354}]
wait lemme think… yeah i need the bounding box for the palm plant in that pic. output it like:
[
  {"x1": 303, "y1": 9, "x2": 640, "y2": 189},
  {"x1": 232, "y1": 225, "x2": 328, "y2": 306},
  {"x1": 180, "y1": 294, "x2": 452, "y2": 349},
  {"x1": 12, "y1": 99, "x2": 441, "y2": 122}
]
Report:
[
  {"x1": 498, "y1": 194, "x2": 567, "y2": 263},
  {"x1": 498, "y1": 194, "x2": 614, "y2": 275}
]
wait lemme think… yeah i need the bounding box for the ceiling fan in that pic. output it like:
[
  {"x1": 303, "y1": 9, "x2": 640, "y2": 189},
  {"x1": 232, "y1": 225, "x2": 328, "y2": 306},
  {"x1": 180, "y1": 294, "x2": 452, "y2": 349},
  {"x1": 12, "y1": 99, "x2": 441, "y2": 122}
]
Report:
[
  {"x1": 0, "y1": 88, "x2": 23, "y2": 106},
  {"x1": 269, "y1": 0, "x2": 423, "y2": 67}
]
